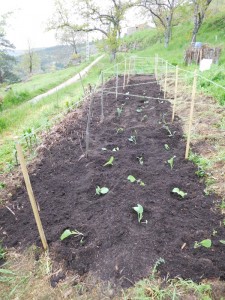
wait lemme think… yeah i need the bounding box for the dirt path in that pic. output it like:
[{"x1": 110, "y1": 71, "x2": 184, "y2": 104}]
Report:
[
  {"x1": 30, "y1": 55, "x2": 104, "y2": 104},
  {"x1": 1, "y1": 75, "x2": 225, "y2": 288}
]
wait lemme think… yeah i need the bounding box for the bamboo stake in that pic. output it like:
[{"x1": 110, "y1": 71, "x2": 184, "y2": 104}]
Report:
[
  {"x1": 85, "y1": 93, "x2": 94, "y2": 156},
  {"x1": 164, "y1": 61, "x2": 168, "y2": 99},
  {"x1": 16, "y1": 143, "x2": 48, "y2": 251},
  {"x1": 185, "y1": 70, "x2": 197, "y2": 159},
  {"x1": 172, "y1": 66, "x2": 179, "y2": 122},
  {"x1": 127, "y1": 57, "x2": 131, "y2": 85},
  {"x1": 123, "y1": 58, "x2": 127, "y2": 90},
  {"x1": 116, "y1": 64, "x2": 118, "y2": 100},
  {"x1": 100, "y1": 72, "x2": 104, "y2": 122},
  {"x1": 154, "y1": 54, "x2": 158, "y2": 81},
  {"x1": 78, "y1": 72, "x2": 85, "y2": 95}
]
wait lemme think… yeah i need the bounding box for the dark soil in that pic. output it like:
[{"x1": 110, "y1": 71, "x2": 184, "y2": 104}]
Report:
[{"x1": 1, "y1": 75, "x2": 225, "y2": 287}]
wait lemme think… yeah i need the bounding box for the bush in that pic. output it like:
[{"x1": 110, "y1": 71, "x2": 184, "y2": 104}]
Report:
[
  {"x1": 3, "y1": 89, "x2": 31, "y2": 108},
  {"x1": 0, "y1": 118, "x2": 7, "y2": 133}
]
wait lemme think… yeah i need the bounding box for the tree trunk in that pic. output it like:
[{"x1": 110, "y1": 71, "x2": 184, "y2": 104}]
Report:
[
  {"x1": 110, "y1": 50, "x2": 116, "y2": 62},
  {"x1": 164, "y1": 14, "x2": 173, "y2": 48},
  {"x1": 191, "y1": 1, "x2": 200, "y2": 44}
]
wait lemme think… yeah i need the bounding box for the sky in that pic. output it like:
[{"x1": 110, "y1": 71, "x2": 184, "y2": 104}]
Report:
[
  {"x1": 1, "y1": 0, "x2": 150, "y2": 50},
  {"x1": 1, "y1": 0, "x2": 57, "y2": 50}
]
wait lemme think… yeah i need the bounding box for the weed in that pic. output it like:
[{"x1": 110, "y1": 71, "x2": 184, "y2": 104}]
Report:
[
  {"x1": 0, "y1": 243, "x2": 6, "y2": 260},
  {"x1": 60, "y1": 229, "x2": 83, "y2": 241},
  {"x1": 128, "y1": 130, "x2": 137, "y2": 144},
  {"x1": 137, "y1": 156, "x2": 144, "y2": 165},
  {"x1": 167, "y1": 156, "x2": 176, "y2": 170},
  {"x1": 0, "y1": 182, "x2": 6, "y2": 189},
  {"x1": 195, "y1": 166, "x2": 206, "y2": 178},
  {"x1": 151, "y1": 258, "x2": 165, "y2": 279},
  {"x1": 194, "y1": 239, "x2": 212, "y2": 249},
  {"x1": 103, "y1": 156, "x2": 114, "y2": 166},
  {"x1": 133, "y1": 204, "x2": 144, "y2": 223},
  {"x1": 164, "y1": 144, "x2": 170, "y2": 150},
  {"x1": 172, "y1": 187, "x2": 187, "y2": 198},
  {"x1": 95, "y1": 186, "x2": 109, "y2": 195}
]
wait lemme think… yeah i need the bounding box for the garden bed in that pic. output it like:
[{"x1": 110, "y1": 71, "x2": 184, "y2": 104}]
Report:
[{"x1": 0, "y1": 75, "x2": 225, "y2": 288}]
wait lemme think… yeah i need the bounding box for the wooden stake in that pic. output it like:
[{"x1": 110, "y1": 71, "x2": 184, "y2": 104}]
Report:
[
  {"x1": 155, "y1": 54, "x2": 158, "y2": 81},
  {"x1": 185, "y1": 70, "x2": 197, "y2": 159},
  {"x1": 16, "y1": 143, "x2": 48, "y2": 251},
  {"x1": 172, "y1": 66, "x2": 179, "y2": 122},
  {"x1": 86, "y1": 93, "x2": 94, "y2": 156},
  {"x1": 116, "y1": 64, "x2": 118, "y2": 100},
  {"x1": 100, "y1": 72, "x2": 104, "y2": 122},
  {"x1": 123, "y1": 58, "x2": 127, "y2": 90},
  {"x1": 133, "y1": 56, "x2": 136, "y2": 74},
  {"x1": 127, "y1": 57, "x2": 131, "y2": 85},
  {"x1": 78, "y1": 72, "x2": 85, "y2": 95},
  {"x1": 164, "y1": 61, "x2": 168, "y2": 99}
]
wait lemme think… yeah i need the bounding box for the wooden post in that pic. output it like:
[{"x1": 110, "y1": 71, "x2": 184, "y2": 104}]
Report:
[
  {"x1": 164, "y1": 61, "x2": 168, "y2": 99},
  {"x1": 185, "y1": 70, "x2": 197, "y2": 159},
  {"x1": 78, "y1": 73, "x2": 85, "y2": 95},
  {"x1": 116, "y1": 64, "x2": 118, "y2": 100},
  {"x1": 172, "y1": 66, "x2": 179, "y2": 122},
  {"x1": 16, "y1": 143, "x2": 48, "y2": 251},
  {"x1": 133, "y1": 56, "x2": 136, "y2": 75},
  {"x1": 155, "y1": 54, "x2": 158, "y2": 81},
  {"x1": 123, "y1": 58, "x2": 127, "y2": 90},
  {"x1": 86, "y1": 93, "x2": 94, "y2": 156},
  {"x1": 100, "y1": 72, "x2": 104, "y2": 122},
  {"x1": 127, "y1": 57, "x2": 131, "y2": 85}
]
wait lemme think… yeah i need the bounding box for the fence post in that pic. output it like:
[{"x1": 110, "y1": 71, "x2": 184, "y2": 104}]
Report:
[
  {"x1": 100, "y1": 72, "x2": 104, "y2": 122},
  {"x1": 164, "y1": 60, "x2": 168, "y2": 99},
  {"x1": 155, "y1": 54, "x2": 158, "y2": 82},
  {"x1": 16, "y1": 143, "x2": 48, "y2": 251},
  {"x1": 116, "y1": 64, "x2": 119, "y2": 100},
  {"x1": 185, "y1": 70, "x2": 197, "y2": 159},
  {"x1": 172, "y1": 66, "x2": 179, "y2": 122},
  {"x1": 127, "y1": 57, "x2": 131, "y2": 85},
  {"x1": 123, "y1": 58, "x2": 127, "y2": 90}
]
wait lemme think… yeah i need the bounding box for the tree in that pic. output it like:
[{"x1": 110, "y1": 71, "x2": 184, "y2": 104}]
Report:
[
  {"x1": 0, "y1": 13, "x2": 18, "y2": 83},
  {"x1": 191, "y1": 0, "x2": 213, "y2": 43},
  {"x1": 138, "y1": 0, "x2": 183, "y2": 48},
  {"x1": 20, "y1": 40, "x2": 40, "y2": 75},
  {"x1": 48, "y1": 0, "x2": 134, "y2": 60}
]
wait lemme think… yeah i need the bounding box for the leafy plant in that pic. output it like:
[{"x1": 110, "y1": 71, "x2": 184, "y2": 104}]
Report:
[
  {"x1": 60, "y1": 229, "x2": 83, "y2": 241},
  {"x1": 195, "y1": 166, "x2": 206, "y2": 178},
  {"x1": 133, "y1": 204, "x2": 144, "y2": 223},
  {"x1": 96, "y1": 186, "x2": 109, "y2": 195},
  {"x1": 172, "y1": 187, "x2": 187, "y2": 198},
  {"x1": 164, "y1": 144, "x2": 170, "y2": 150},
  {"x1": 116, "y1": 107, "x2": 123, "y2": 117},
  {"x1": 103, "y1": 156, "x2": 114, "y2": 166},
  {"x1": 0, "y1": 182, "x2": 6, "y2": 189},
  {"x1": 167, "y1": 156, "x2": 176, "y2": 170},
  {"x1": 127, "y1": 175, "x2": 136, "y2": 183},
  {"x1": 137, "y1": 156, "x2": 144, "y2": 165},
  {"x1": 194, "y1": 239, "x2": 212, "y2": 249},
  {"x1": 151, "y1": 257, "x2": 165, "y2": 279}
]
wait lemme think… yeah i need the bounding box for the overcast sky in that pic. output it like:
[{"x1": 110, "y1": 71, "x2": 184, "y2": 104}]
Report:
[{"x1": 1, "y1": 0, "x2": 149, "y2": 50}]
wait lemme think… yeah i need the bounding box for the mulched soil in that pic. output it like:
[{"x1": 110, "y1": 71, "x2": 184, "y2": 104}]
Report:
[{"x1": 1, "y1": 75, "x2": 225, "y2": 288}]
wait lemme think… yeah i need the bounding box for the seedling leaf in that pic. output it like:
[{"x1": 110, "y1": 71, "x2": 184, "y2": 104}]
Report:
[
  {"x1": 60, "y1": 229, "x2": 83, "y2": 241},
  {"x1": 136, "y1": 108, "x2": 142, "y2": 113},
  {"x1": 133, "y1": 204, "x2": 144, "y2": 223},
  {"x1": 96, "y1": 186, "x2": 109, "y2": 195},
  {"x1": 200, "y1": 239, "x2": 212, "y2": 248},
  {"x1": 112, "y1": 147, "x2": 119, "y2": 152},
  {"x1": 127, "y1": 175, "x2": 136, "y2": 183},
  {"x1": 103, "y1": 156, "x2": 114, "y2": 166},
  {"x1": 220, "y1": 240, "x2": 225, "y2": 245},
  {"x1": 101, "y1": 148, "x2": 107, "y2": 151},
  {"x1": 100, "y1": 187, "x2": 109, "y2": 194},
  {"x1": 172, "y1": 187, "x2": 187, "y2": 198},
  {"x1": 164, "y1": 144, "x2": 170, "y2": 150},
  {"x1": 167, "y1": 156, "x2": 176, "y2": 170}
]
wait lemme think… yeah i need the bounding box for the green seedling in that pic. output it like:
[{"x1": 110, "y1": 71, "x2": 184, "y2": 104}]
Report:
[
  {"x1": 60, "y1": 229, "x2": 83, "y2": 241},
  {"x1": 137, "y1": 156, "x2": 144, "y2": 165},
  {"x1": 144, "y1": 100, "x2": 149, "y2": 104},
  {"x1": 167, "y1": 156, "x2": 176, "y2": 170},
  {"x1": 112, "y1": 147, "x2": 119, "y2": 152},
  {"x1": 133, "y1": 204, "x2": 144, "y2": 223},
  {"x1": 96, "y1": 186, "x2": 109, "y2": 195},
  {"x1": 195, "y1": 166, "x2": 206, "y2": 178},
  {"x1": 164, "y1": 144, "x2": 170, "y2": 150},
  {"x1": 172, "y1": 187, "x2": 187, "y2": 198},
  {"x1": 141, "y1": 115, "x2": 147, "y2": 122},
  {"x1": 136, "y1": 108, "x2": 143, "y2": 113},
  {"x1": 194, "y1": 239, "x2": 212, "y2": 249},
  {"x1": 116, "y1": 127, "x2": 124, "y2": 134},
  {"x1": 127, "y1": 175, "x2": 136, "y2": 183},
  {"x1": 220, "y1": 240, "x2": 225, "y2": 245},
  {"x1": 212, "y1": 229, "x2": 217, "y2": 236},
  {"x1": 101, "y1": 147, "x2": 107, "y2": 151},
  {"x1": 137, "y1": 179, "x2": 145, "y2": 186},
  {"x1": 128, "y1": 135, "x2": 136, "y2": 144},
  {"x1": 103, "y1": 156, "x2": 114, "y2": 166},
  {"x1": 163, "y1": 125, "x2": 175, "y2": 137},
  {"x1": 116, "y1": 107, "x2": 123, "y2": 117}
]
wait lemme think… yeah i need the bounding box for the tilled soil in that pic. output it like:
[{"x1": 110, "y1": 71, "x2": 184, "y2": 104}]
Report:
[{"x1": 1, "y1": 75, "x2": 225, "y2": 287}]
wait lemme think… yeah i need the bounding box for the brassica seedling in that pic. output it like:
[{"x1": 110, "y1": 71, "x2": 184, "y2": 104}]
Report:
[
  {"x1": 116, "y1": 127, "x2": 124, "y2": 134},
  {"x1": 96, "y1": 186, "x2": 109, "y2": 195},
  {"x1": 127, "y1": 175, "x2": 136, "y2": 182},
  {"x1": 220, "y1": 240, "x2": 225, "y2": 245},
  {"x1": 164, "y1": 144, "x2": 170, "y2": 150},
  {"x1": 137, "y1": 179, "x2": 145, "y2": 186},
  {"x1": 128, "y1": 136, "x2": 137, "y2": 144},
  {"x1": 136, "y1": 108, "x2": 142, "y2": 113},
  {"x1": 163, "y1": 125, "x2": 175, "y2": 137},
  {"x1": 116, "y1": 107, "x2": 123, "y2": 117},
  {"x1": 194, "y1": 239, "x2": 212, "y2": 249},
  {"x1": 141, "y1": 115, "x2": 147, "y2": 122},
  {"x1": 101, "y1": 147, "x2": 107, "y2": 151},
  {"x1": 172, "y1": 187, "x2": 187, "y2": 198},
  {"x1": 137, "y1": 156, "x2": 144, "y2": 165},
  {"x1": 103, "y1": 156, "x2": 114, "y2": 166},
  {"x1": 112, "y1": 147, "x2": 119, "y2": 152},
  {"x1": 60, "y1": 229, "x2": 83, "y2": 241},
  {"x1": 167, "y1": 156, "x2": 176, "y2": 170},
  {"x1": 133, "y1": 204, "x2": 144, "y2": 223}
]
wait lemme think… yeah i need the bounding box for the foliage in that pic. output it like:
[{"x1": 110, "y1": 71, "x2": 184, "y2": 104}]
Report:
[
  {"x1": 137, "y1": 156, "x2": 144, "y2": 165},
  {"x1": 103, "y1": 156, "x2": 114, "y2": 166},
  {"x1": 116, "y1": 107, "x2": 123, "y2": 117},
  {"x1": 172, "y1": 187, "x2": 187, "y2": 198},
  {"x1": 167, "y1": 156, "x2": 176, "y2": 170},
  {"x1": 0, "y1": 243, "x2": 6, "y2": 260},
  {"x1": 95, "y1": 186, "x2": 109, "y2": 195},
  {"x1": 127, "y1": 175, "x2": 136, "y2": 183},
  {"x1": 194, "y1": 239, "x2": 212, "y2": 249},
  {"x1": 60, "y1": 229, "x2": 83, "y2": 241},
  {"x1": 164, "y1": 144, "x2": 170, "y2": 150},
  {"x1": 133, "y1": 204, "x2": 144, "y2": 223}
]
